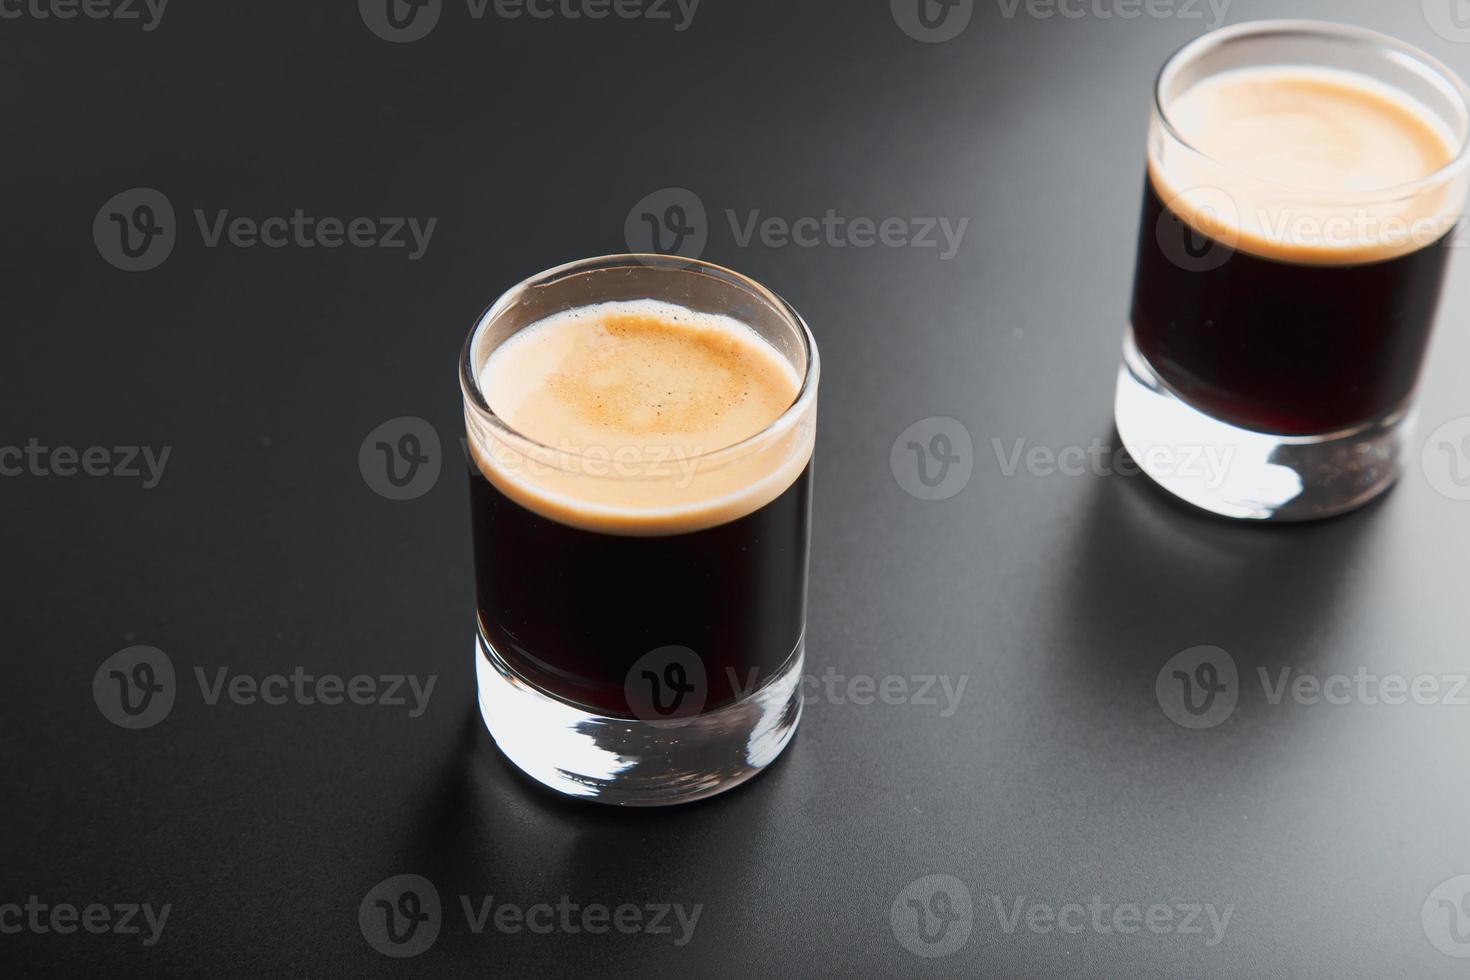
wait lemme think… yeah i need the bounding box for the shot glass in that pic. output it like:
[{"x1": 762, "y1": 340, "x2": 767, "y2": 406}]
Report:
[
  {"x1": 460, "y1": 255, "x2": 819, "y2": 805},
  {"x1": 1116, "y1": 20, "x2": 1470, "y2": 520}
]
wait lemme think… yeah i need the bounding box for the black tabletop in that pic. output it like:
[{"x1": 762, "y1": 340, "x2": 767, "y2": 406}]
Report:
[{"x1": 7, "y1": 0, "x2": 1470, "y2": 976}]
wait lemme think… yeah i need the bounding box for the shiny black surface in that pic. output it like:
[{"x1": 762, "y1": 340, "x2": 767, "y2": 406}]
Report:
[{"x1": 6, "y1": 1, "x2": 1470, "y2": 976}]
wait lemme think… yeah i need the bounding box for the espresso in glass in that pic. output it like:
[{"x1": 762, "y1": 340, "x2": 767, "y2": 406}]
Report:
[
  {"x1": 461, "y1": 256, "x2": 818, "y2": 806},
  {"x1": 1116, "y1": 22, "x2": 1470, "y2": 521},
  {"x1": 469, "y1": 300, "x2": 811, "y2": 714}
]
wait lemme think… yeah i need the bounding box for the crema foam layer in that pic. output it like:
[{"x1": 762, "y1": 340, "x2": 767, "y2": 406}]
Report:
[
  {"x1": 1150, "y1": 66, "x2": 1464, "y2": 265},
  {"x1": 467, "y1": 300, "x2": 813, "y2": 536}
]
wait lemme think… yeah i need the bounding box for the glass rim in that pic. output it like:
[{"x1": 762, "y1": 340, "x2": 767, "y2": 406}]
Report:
[
  {"x1": 459, "y1": 253, "x2": 820, "y2": 466},
  {"x1": 1153, "y1": 19, "x2": 1470, "y2": 200}
]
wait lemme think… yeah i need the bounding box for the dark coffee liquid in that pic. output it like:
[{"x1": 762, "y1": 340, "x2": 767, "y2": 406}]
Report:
[
  {"x1": 1131, "y1": 175, "x2": 1455, "y2": 436},
  {"x1": 469, "y1": 463, "x2": 811, "y2": 717}
]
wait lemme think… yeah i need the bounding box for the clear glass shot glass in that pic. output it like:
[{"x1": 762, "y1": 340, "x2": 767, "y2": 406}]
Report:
[
  {"x1": 460, "y1": 254, "x2": 819, "y2": 805},
  {"x1": 1116, "y1": 20, "x2": 1470, "y2": 520}
]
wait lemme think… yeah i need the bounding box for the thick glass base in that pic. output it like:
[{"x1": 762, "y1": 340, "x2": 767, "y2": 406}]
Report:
[
  {"x1": 474, "y1": 630, "x2": 803, "y2": 806},
  {"x1": 1115, "y1": 331, "x2": 1410, "y2": 522}
]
